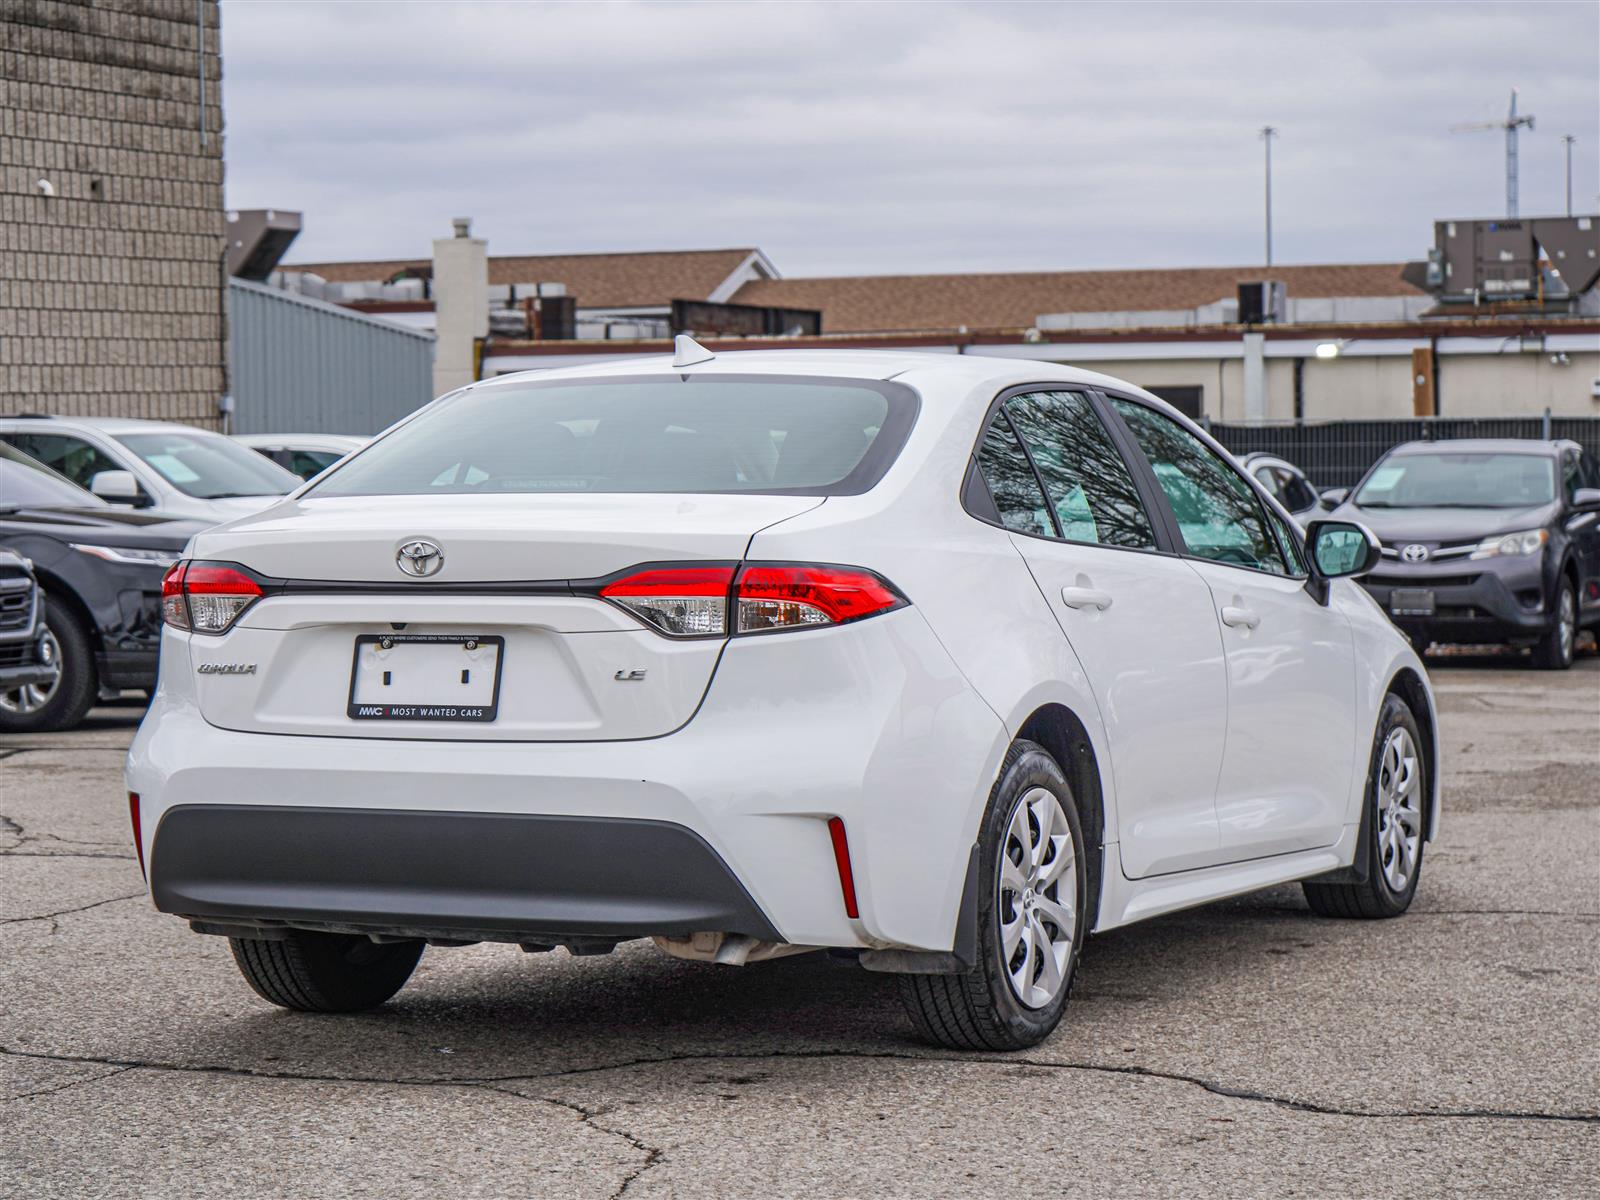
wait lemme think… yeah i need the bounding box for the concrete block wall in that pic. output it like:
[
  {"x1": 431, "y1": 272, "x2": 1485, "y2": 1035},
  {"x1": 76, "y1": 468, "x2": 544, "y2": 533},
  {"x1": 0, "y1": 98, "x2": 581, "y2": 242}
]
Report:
[{"x1": 0, "y1": 0, "x2": 226, "y2": 427}]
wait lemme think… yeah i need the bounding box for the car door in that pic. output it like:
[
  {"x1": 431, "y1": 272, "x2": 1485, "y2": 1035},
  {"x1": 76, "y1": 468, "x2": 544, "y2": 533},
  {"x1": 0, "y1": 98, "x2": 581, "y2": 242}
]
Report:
[
  {"x1": 974, "y1": 388, "x2": 1230, "y2": 878},
  {"x1": 1108, "y1": 397, "x2": 1358, "y2": 861},
  {"x1": 1564, "y1": 448, "x2": 1600, "y2": 623}
]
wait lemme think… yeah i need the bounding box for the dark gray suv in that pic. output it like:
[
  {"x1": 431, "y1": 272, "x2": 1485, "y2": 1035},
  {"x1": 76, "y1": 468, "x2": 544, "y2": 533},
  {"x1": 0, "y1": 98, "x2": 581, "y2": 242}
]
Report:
[{"x1": 1332, "y1": 439, "x2": 1600, "y2": 669}]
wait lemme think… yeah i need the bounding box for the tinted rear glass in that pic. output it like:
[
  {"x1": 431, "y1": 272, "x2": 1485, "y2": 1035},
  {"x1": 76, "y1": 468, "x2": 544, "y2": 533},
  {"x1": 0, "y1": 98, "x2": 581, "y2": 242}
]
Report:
[{"x1": 310, "y1": 376, "x2": 917, "y2": 497}]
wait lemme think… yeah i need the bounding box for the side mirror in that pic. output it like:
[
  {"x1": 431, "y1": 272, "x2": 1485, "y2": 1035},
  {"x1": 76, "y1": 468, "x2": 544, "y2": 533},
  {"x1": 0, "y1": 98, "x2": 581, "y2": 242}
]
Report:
[
  {"x1": 1572, "y1": 487, "x2": 1600, "y2": 512},
  {"x1": 1320, "y1": 487, "x2": 1350, "y2": 508},
  {"x1": 1304, "y1": 518, "x2": 1381, "y2": 605},
  {"x1": 89, "y1": 469, "x2": 145, "y2": 506}
]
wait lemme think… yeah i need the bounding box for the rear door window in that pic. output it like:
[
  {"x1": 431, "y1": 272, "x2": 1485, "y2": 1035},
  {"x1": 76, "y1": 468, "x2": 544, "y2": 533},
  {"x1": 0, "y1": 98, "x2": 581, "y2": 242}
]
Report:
[
  {"x1": 973, "y1": 414, "x2": 1052, "y2": 537},
  {"x1": 1002, "y1": 391, "x2": 1156, "y2": 549}
]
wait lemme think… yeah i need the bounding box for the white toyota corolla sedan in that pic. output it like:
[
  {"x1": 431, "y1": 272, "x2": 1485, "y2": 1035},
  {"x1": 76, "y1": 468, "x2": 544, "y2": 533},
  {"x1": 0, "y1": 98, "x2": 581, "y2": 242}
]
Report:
[{"x1": 127, "y1": 342, "x2": 1438, "y2": 1050}]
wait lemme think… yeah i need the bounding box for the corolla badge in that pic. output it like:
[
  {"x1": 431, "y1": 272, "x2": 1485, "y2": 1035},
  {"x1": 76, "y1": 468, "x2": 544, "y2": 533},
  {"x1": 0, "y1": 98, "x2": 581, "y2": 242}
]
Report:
[
  {"x1": 1401, "y1": 544, "x2": 1430, "y2": 563},
  {"x1": 396, "y1": 539, "x2": 445, "y2": 578},
  {"x1": 197, "y1": 662, "x2": 256, "y2": 675}
]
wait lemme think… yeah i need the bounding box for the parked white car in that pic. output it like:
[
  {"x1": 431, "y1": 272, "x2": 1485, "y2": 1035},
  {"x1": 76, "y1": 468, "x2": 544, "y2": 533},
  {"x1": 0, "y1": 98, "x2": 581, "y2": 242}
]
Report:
[
  {"x1": 0, "y1": 417, "x2": 298, "y2": 523},
  {"x1": 127, "y1": 343, "x2": 1438, "y2": 1049},
  {"x1": 233, "y1": 433, "x2": 369, "y2": 481}
]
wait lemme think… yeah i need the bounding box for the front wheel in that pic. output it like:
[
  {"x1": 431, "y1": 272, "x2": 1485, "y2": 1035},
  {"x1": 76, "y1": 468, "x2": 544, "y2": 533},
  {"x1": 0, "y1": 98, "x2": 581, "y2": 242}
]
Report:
[
  {"x1": 899, "y1": 740, "x2": 1087, "y2": 1050},
  {"x1": 1304, "y1": 694, "x2": 1425, "y2": 919},
  {"x1": 0, "y1": 595, "x2": 97, "y2": 733},
  {"x1": 1531, "y1": 579, "x2": 1577, "y2": 670},
  {"x1": 230, "y1": 931, "x2": 423, "y2": 1012}
]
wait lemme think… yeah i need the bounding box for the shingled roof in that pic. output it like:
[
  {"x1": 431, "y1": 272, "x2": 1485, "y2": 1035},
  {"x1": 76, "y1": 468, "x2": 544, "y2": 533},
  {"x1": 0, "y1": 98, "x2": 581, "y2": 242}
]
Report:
[
  {"x1": 730, "y1": 263, "x2": 1423, "y2": 334},
  {"x1": 283, "y1": 248, "x2": 761, "y2": 309}
]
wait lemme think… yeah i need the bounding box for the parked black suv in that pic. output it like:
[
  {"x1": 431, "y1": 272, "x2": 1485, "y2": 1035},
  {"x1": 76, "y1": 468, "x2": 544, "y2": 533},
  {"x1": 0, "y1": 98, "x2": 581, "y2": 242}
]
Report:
[
  {"x1": 0, "y1": 548, "x2": 56, "y2": 699},
  {"x1": 1332, "y1": 439, "x2": 1600, "y2": 668},
  {"x1": 0, "y1": 443, "x2": 204, "y2": 731}
]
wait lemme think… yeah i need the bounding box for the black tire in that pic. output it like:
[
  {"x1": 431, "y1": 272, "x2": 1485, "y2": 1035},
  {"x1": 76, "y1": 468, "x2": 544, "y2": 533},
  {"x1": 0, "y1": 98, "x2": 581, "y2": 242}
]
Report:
[
  {"x1": 1304, "y1": 693, "x2": 1425, "y2": 919},
  {"x1": 899, "y1": 740, "x2": 1087, "y2": 1051},
  {"x1": 1531, "y1": 578, "x2": 1577, "y2": 671},
  {"x1": 0, "y1": 594, "x2": 98, "y2": 734},
  {"x1": 229, "y1": 931, "x2": 423, "y2": 1012}
]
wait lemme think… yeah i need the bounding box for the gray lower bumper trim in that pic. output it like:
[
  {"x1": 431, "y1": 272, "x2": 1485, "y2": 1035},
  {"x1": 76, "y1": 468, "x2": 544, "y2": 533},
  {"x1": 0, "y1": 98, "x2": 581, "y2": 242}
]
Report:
[{"x1": 151, "y1": 805, "x2": 783, "y2": 944}]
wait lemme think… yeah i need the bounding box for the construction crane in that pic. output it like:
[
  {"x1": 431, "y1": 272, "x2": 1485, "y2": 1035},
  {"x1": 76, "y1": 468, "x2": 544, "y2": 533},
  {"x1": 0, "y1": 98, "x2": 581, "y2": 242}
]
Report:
[{"x1": 1452, "y1": 88, "x2": 1535, "y2": 218}]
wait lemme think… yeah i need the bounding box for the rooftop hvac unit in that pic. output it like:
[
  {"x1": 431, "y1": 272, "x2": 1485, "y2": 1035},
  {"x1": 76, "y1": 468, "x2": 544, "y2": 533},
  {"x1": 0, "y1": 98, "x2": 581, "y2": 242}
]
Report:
[{"x1": 1236, "y1": 281, "x2": 1286, "y2": 324}]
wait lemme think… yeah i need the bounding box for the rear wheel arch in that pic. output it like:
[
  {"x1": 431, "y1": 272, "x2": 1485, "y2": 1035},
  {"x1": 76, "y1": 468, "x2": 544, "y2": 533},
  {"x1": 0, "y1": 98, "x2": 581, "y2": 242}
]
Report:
[
  {"x1": 1014, "y1": 704, "x2": 1106, "y2": 931},
  {"x1": 1384, "y1": 668, "x2": 1437, "y2": 841}
]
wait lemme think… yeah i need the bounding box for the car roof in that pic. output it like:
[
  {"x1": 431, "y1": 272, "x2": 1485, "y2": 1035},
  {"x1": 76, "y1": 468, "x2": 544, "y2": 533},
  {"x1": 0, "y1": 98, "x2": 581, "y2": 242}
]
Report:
[
  {"x1": 0, "y1": 415, "x2": 221, "y2": 435},
  {"x1": 1388, "y1": 438, "x2": 1570, "y2": 457},
  {"x1": 473, "y1": 348, "x2": 1189, "y2": 424}
]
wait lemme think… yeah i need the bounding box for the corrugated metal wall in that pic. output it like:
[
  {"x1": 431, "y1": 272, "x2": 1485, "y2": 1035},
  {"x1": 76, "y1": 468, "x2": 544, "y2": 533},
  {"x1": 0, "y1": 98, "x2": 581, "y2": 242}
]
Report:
[{"x1": 228, "y1": 279, "x2": 436, "y2": 435}]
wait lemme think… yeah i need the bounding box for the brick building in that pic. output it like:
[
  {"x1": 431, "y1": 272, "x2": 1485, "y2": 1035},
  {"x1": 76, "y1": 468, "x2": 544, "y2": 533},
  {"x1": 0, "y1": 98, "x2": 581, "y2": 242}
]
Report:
[{"x1": 1, "y1": 0, "x2": 226, "y2": 426}]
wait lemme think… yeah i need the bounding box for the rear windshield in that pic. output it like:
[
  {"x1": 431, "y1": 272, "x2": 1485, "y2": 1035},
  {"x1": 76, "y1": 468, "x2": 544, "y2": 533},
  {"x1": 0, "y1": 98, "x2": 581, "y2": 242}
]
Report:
[{"x1": 308, "y1": 376, "x2": 918, "y2": 498}]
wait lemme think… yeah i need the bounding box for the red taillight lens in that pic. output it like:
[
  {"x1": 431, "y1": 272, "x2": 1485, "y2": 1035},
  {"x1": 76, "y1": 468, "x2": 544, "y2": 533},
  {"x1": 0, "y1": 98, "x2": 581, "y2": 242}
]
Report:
[
  {"x1": 160, "y1": 561, "x2": 189, "y2": 630},
  {"x1": 180, "y1": 562, "x2": 264, "y2": 634},
  {"x1": 129, "y1": 792, "x2": 145, "y2": 881},
  {"x1": 600, "y1": 566, "x2": 735, "y2": 637},
  {"x1": 735, "y1": 564, "x2": 906, "y2": 633}
]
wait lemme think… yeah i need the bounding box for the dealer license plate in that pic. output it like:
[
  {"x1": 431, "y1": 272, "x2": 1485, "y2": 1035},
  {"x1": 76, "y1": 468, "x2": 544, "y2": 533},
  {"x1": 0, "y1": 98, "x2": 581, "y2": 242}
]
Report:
[
  {"x1": 1389, "y1": 589, "x2": 1436, "y2": 617},
  {"x1": 347, "y1": 634, "x2": 503, "y2": 722}
]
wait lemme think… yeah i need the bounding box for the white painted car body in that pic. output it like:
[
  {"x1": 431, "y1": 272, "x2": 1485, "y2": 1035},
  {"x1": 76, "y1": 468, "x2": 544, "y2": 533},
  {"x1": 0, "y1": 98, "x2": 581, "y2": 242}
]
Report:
[
  {"x1": 0, "y1": 417, "x2": 298, "y2": 523},
  {"x1": 127, "y1": 350, "x2": 1438, "y2": 964}
]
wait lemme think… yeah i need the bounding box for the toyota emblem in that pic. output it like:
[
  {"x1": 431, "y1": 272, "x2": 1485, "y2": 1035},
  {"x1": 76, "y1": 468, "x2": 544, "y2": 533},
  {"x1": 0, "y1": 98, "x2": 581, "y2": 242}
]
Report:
[
  {"x1": 396, "y1": 539, "x2": 445, "y2": 578},
  {"x1": 1400, "y1": 544, "x2": 1429, "y2": 563}
]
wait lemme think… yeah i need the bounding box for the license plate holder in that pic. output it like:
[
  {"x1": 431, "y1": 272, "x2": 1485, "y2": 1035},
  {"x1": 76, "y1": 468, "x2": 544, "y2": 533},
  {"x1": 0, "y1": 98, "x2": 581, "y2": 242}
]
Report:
[
  {"x1": 347, "y1": 634, "x2": 504, "y2": 722},
  {"x1": 1389, "y1": 588, "x2": 1436, "y2": 617}
]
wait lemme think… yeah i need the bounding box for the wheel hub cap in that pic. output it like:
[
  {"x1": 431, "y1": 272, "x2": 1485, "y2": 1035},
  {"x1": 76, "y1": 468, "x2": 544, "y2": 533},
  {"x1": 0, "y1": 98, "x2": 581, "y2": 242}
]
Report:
[
  {"x1": 997, "y1": 787, "x2": 1078, "y2": 1010},
  {"x1": 1376, "y1": 727, "x2": 1422, "y2": 893}
]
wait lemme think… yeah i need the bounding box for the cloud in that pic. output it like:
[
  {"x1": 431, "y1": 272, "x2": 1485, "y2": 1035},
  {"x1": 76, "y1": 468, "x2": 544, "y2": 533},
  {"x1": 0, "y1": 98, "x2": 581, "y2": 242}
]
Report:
[{"x1": 222, "y1": 0, "x2": 1600, "y2": 275}]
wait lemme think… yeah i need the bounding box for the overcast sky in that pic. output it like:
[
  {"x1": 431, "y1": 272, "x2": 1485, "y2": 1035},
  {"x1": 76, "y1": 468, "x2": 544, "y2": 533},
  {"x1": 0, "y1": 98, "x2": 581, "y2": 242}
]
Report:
[{"x1": 223, "y1": 0, "x2": 1600, "y2": 276}]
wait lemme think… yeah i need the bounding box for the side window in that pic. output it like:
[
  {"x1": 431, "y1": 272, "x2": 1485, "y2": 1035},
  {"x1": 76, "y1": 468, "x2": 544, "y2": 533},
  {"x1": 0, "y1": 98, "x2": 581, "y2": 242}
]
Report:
[
  {"x1": 1280, "y1": 470, "x2": 1319, "y2": 514},
  {"x1": 973, "y1": 414, "x2": 1052, "y2": 537},
  {"x1": 1110, "y1": 399, "x2": 1289, "y2": 576},
  {"x1": 3, "y1": 433, "x2": 123, "y2": 490},
  {"x1": 1562, "y1": 451, "x2": 1581, "y2": 503},
  {"x1": 1253, "y1": 466, "x2": 1284, "y2": 501},
  {"x1": 290, "y1": 450, "x2": 340, "y2": 478},
  {"x1": 1002, "y1": 391, "x2": 1157, "y2": 550}
]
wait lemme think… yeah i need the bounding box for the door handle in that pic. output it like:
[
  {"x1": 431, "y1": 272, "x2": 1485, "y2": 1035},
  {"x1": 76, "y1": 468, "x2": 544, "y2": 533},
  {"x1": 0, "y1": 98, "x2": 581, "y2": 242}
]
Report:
[
  {"x1": 1061, "y1": 586, "x2": 1113, "y2": 612},
  {"x1": 1220, "y1": 604, "x2": 1261, "y2": 629}
]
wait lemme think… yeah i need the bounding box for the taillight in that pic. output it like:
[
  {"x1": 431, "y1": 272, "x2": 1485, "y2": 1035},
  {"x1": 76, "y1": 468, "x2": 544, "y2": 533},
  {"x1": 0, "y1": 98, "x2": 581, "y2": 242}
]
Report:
[
  {"x1": 600, "y1": 566, "x2": 736, "y2": 637},
  {"x1": 160, "y1": 560, "x2": 264, "y2": 635},
  {"x1": 160, "y1": 561, "x2": 189, "y2": 630},
  {"x1": 599, "y1": 562, "x2": 907, "y2": 638},
  {"x1": 736, "y1": 565, "x2": 906, "y2": 633}
]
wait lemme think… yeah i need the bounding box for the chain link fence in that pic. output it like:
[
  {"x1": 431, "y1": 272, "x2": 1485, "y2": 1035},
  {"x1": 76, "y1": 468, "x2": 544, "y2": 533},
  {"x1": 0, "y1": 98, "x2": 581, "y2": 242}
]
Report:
[{"x1": 1203, "y1": 413, "x2": 1600, "y2": 489}]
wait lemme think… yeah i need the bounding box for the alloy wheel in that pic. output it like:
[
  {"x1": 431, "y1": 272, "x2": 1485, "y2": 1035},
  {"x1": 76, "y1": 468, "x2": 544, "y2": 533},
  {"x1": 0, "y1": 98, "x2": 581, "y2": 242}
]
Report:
[
  {"x1": 1375, "y1": 727, "x2": 1422, "y2": 893},
  {"x1": 0, "y1": 628, "x2": 61, "y2": 715},
  {"x1": 1558, "y1": 587, "x2": 1576, "y2": 664},
  {"x1": 997, "y1": 786, "x2": 1078, "y2": 1009}
]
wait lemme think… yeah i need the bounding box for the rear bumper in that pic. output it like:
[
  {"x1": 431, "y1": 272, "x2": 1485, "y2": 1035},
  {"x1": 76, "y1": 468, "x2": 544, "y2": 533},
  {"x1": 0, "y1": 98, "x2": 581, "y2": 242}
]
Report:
[
  {"x1": 128, "y1": 608, "x2": 1005, "y2": 953},
  {"x1": 152, "y1": 805, "x2": 781, "y2": 945}
]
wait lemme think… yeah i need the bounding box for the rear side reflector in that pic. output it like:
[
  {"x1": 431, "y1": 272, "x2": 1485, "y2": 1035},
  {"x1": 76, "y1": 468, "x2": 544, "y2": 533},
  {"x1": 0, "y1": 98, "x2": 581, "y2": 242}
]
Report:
[
  {"x1": 827, "y1": 817, "x2": 860, "y2": 919},
  {"x1": 599, "y1": 562, "x2": 908, "y2": 639},
  {"x1": 128, "y1": 792, "x2": 145, "y2": 881},
  {"x1": 161, "y1": 561, "x2": 265, "y2": 635}
]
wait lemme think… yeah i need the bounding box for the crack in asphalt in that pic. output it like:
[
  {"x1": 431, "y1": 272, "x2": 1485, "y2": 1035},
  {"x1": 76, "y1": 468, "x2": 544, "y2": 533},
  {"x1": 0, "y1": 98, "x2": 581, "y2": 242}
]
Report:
[
  {"x1": 0, "y1": 810, "x2": 135, "y2": 861},
  {"x1": 0, "y1": 892, "x2": 144, "y2": 930},
  {"x1": 1, "y1": 1043, "x2": 1594, "y2": 1126},
  {"x1": 3, "y1": 1064, "x2": 135, "y2": 1104},
  {"x1": 525, "y1": 1090, "x2": 665, "y2": 1199}
]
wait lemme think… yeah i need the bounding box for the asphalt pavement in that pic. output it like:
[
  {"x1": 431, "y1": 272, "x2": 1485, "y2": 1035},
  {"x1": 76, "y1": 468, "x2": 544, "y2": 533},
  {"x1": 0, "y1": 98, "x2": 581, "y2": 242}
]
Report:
[{"x1": 2, "y1": 655, "x2": 1596, "y2": 1198}]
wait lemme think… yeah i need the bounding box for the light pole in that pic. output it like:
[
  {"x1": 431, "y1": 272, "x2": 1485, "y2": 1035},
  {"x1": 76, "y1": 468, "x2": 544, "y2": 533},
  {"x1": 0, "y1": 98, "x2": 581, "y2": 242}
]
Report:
[
  {"x1": 1260, "y1": 126, "x2": 1278, "y2": 267},
  {"x1": 1562, "y1": 135, "x2": 1576, "y2": 216}
]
